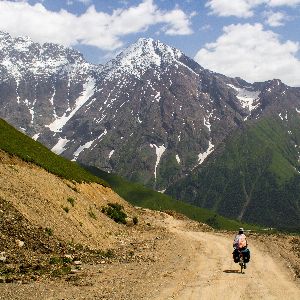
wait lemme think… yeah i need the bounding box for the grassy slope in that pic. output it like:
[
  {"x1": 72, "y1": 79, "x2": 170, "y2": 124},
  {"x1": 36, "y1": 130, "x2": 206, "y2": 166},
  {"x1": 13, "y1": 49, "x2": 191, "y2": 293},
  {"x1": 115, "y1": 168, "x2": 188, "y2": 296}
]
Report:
[
  {"x1": 166, "y1": 115, "x2": 300, "y2": 231},
  {"x1": 86, "y1": 166, "x2": 261, "y2": 231},
  {"x1": 0, "y1": 119, "x2": 108, "y2": 186}
]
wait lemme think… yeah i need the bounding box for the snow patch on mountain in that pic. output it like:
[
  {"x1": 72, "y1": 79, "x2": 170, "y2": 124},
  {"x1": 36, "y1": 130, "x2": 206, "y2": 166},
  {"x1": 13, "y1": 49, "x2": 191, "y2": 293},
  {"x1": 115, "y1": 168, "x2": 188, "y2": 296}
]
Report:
[
  {"x1": 22, "y1": 98, "x2": 36, "y2": 124},
  {"x1": 90, "y1": 129, "x2": 108, "y2": 150},
  {"x1": 227, "y1": 84, "x2": 260, "y2": 112},
  {"x1": 49, "y1": 89, "x2": 56, "y2": 106},
  {"x1": 279, "y1": 111, "x2": 288, "y2": 121},
  {"x1": 204, "y1": 113, "x2": 213, "y2": 132},
  {"x1": 46, "y1": 77, "x2": 96, "y2": 132},
  {"x1": 49, "y1": 89, "x2": 58, "y2": 118},
  {"x1": 109, "y1": 150, "x2": 115, "y2": 159},
  {"x1": 279, "y1": 113, "x2": 284, "y2": 120},
  {"x1": 155, "y1": 92, "x2": 161, "y2": 102},
  {"x1": 16, "y1": 81, "x2": 21, "y2": 104},
  {"x1": 197, "y1": 140, "x2": 214, "y2": 166},
  {"x1": 32, "y1": 133, "x2": 40, "y2": 141},
  {"x1": 150, "y1": 143, "x2": 166, "y2": 180},
  {"x1": 51, "y1": 138, "x2": 69, "y2": 155},
  {"x1": 158, "y1": 189, "x2": 166, "y2": 193},
  {"x1": 176, "y1": 60, "x2": 199, "y2": 77},
  {"x1": 72, "y1": 140, "x2": 95, "y2": 161}
]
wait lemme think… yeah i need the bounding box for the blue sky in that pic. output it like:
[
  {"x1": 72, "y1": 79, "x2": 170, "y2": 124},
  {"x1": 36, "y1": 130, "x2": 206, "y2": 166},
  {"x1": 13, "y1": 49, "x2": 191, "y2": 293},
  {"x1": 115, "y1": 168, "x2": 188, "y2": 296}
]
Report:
[{"x1": 0, "y1": 0, "x2": 299, "y2": 86}]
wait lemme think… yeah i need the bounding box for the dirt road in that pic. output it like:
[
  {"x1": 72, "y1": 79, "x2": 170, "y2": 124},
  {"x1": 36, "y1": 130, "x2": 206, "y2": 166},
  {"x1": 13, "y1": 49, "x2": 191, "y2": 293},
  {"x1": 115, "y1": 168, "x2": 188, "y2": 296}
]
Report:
[
  {"x1": 154, "y1": 217, "x2": 300, "y2": 300},
  {"x1": 0, "y1": 207, "x2": 299, "y2": 299}
]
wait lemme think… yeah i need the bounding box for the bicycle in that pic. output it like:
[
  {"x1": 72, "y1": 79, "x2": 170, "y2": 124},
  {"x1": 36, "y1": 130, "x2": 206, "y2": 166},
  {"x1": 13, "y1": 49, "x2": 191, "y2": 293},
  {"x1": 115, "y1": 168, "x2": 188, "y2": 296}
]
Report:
[{"x1": 238, "y1": 250, "x2": 246, "y2": 273}]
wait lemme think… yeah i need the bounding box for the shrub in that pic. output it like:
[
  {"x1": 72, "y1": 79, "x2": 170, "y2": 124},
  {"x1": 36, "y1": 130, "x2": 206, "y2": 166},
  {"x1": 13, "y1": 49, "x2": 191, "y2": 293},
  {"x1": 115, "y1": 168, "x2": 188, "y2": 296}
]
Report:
[
  {"x1": 45, "y1": 227, "x2": 53, "y2": 236},
  {"x1": 67, "y1": 197, "x2": 76, "y2": 207},
  {"x1": 205, "y1": 215, "x2": 220, "y2": 229},
  {"x1": 49, "y1": 257, "x2": 61, "y2": 265},
  {"x1": 101, "y1": 203, "x2": 127, "y2": 224},
  {"x1": 62, "y1": 206, "x2": 69, "y2": 213},
  {"x1": 50, "y1": 256, "x2": 72, "y2": 265},
  {"x1": 105, "y1": 249, "x2": 115, "y2": 258},
  {"x1": 133, "y1": 216, "x2": 138, "y2": 225},
  {"x1": 51, "y1": 266, "x2": 71, "y2": 277},
  {"x1": 88, "y1": 210, "x2": 97, "y2": 220}
]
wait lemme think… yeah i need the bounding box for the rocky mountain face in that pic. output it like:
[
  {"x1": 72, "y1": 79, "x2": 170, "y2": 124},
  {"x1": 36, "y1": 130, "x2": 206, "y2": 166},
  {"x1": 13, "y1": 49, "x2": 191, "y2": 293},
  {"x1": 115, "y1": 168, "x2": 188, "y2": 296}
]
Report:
[
  {"x1": 0, "y1": 32, "x2": 286, "y2": 186},
  {"x1": 1, "y1": 31, "x2": 300, "y2": 228}
]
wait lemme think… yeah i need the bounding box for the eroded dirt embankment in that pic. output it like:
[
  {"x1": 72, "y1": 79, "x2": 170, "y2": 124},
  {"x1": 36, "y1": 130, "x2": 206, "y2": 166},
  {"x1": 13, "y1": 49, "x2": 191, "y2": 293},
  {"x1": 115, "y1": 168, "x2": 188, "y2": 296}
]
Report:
[{"x1": 0, "y1": 150, "x2": 135, "y2": 249}]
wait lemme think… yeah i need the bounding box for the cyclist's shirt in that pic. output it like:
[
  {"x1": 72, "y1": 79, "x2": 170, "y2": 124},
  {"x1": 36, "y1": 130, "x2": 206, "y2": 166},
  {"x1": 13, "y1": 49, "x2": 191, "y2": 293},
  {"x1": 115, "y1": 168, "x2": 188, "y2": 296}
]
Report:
[{"x1": 233, "y1": 233, "x2": 247, "y2": 249}]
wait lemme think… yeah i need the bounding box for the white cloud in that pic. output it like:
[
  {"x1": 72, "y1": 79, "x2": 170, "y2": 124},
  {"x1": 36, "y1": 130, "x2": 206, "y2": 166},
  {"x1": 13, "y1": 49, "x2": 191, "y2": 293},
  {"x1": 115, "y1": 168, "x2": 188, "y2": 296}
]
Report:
[
  {"x1": 264, "y1": 10, "x2": 286, "y2": 26},
  {"x1": 195, "y1": 23, "x2": 300, "y2": 86},
  {"x1": 205, "y1": 0, "x2": 264, "y2": 18},
  {"x1": 267, "y1": 0, "x2": 300, "y2": 6},
  {"x1": 159, "y1": 8, "x2": 193, "y2": 35},
  {"x1": 0, "y1": 0, "x2": 193, "y2": 50},
  {"x1": 205, "y1": 0, "x2": 300, "y2": 18}
]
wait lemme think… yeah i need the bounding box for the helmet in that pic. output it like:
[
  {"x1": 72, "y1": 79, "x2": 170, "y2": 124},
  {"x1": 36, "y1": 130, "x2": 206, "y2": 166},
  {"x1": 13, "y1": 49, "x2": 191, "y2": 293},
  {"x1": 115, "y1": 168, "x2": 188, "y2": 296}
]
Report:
[{"x1": 239, "y1": 227, "x2": 244, "y2": 233}]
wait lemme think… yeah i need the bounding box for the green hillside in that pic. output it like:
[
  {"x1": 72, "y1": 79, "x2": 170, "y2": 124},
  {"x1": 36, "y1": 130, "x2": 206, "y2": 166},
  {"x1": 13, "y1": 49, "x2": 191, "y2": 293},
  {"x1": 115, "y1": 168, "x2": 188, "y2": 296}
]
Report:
[
  {"x1": 166, "y1": 114, "x2": 300, "y2": 231},
  {"x1": 0, "y1": 119, "x2": 108, "y2": 186},
  {"x1": 86, "y1": 166, "x2": 261, "y2": 231}
]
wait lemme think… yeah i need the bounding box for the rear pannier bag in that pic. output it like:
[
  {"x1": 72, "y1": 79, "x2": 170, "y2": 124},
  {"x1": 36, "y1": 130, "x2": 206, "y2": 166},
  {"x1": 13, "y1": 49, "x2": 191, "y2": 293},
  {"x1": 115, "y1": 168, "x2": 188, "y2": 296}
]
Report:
[
  {"x1": 232, "y1": 249, "x2": 240, "y2": 263},
  {"x1": 242, "y1": 248, "x2": 250, "y2": 263}
]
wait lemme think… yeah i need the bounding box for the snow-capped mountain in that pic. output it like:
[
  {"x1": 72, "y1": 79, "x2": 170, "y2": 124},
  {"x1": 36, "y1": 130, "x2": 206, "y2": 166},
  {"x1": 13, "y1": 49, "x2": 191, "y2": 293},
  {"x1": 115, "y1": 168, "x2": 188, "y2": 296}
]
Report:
[
  {"x1": 1, "y1": 31, "x2": 300, "y2": 192},
  {"x1": 0, "y1": 31, "x2": 101, "y2": 138}
]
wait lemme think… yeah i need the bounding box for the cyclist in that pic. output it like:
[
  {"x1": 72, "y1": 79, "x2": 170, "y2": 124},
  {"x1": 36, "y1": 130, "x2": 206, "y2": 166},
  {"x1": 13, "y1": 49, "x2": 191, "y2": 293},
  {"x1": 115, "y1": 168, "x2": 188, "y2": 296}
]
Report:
[
  {"x1": 233, "y1": 227, "x2": 247, "y2": 250},
  {"x1": 232, "y1": 228, "x2": 250, "y2": 268}
]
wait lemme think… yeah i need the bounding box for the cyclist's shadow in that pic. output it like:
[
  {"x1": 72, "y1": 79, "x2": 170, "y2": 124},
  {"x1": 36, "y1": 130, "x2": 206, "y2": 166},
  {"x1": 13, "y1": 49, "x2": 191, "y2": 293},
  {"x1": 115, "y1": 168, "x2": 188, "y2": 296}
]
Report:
[{"x1": 223, "y1": 269, "x2": 241, "y2": 274}]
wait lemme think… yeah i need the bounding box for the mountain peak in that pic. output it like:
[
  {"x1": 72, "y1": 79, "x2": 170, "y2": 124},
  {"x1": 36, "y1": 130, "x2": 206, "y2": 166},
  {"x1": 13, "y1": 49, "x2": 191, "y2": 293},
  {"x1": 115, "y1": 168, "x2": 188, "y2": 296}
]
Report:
[
  {"x1": 0, "y1": 30, "x2": 97, "y2": 80},
  {"x1": 126, "y1": 37, "x2": 183, "y2": 61},
  {"x1": 103, "y1": 37, "x2": 183, "y2": 79}
]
